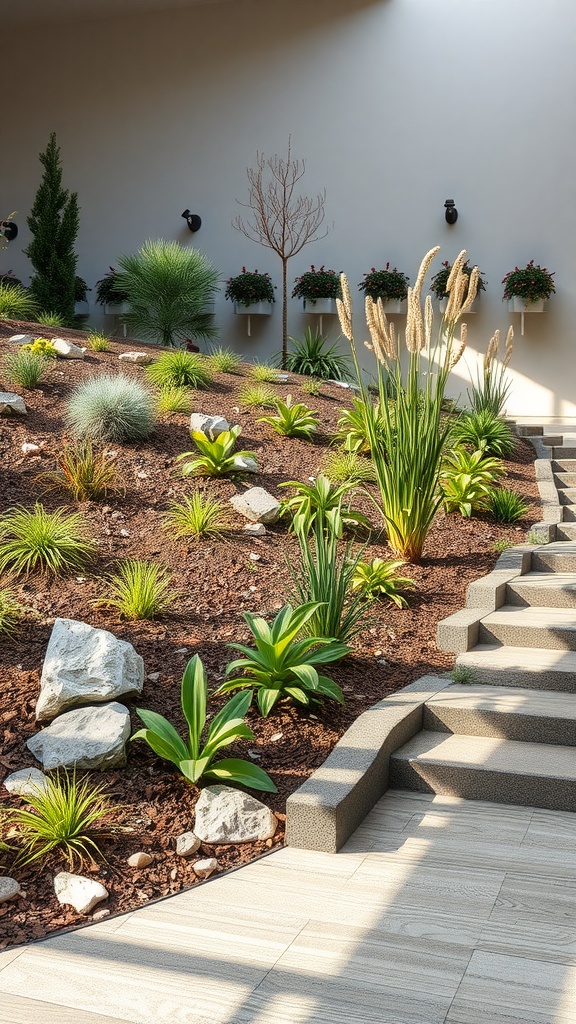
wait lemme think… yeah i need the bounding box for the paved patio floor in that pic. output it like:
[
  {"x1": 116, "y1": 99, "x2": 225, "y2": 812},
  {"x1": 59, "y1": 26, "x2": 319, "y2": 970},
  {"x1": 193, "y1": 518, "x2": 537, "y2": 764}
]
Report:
[{"x1": 1, "y1": 788, "x2": 575, "y2": 1024}]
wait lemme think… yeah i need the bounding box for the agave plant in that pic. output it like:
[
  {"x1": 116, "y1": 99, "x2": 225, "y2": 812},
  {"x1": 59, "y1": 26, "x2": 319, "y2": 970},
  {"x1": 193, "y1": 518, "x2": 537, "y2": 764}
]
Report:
[
  {"x1": 279, "y1": 474, "x2": 369, "y2": 534},
  {"x1": 132, "y1": 654, "x2": 276, "y2": 791},
  {"x1": 218, "y1": 603, "x2": 347, "y2": 716},
  {"x1": 284, "y1": 328, "x2": 352, "y2": 381},
  {"x1": 440, "y1": 448, "x2": 505, "y2": 517},
  {"x1": 177, "y1": 425, "x2": 257, "y2": 477},
  {"x1": 258, "y1": 395, "x2": 320, "y2": 439}
]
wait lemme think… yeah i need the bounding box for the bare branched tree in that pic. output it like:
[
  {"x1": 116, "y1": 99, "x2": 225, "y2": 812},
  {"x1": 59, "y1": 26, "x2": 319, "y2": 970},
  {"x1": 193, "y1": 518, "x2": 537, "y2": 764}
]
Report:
[{"x1": 234, "y1": 137, "x2": 329, "y2": 367}]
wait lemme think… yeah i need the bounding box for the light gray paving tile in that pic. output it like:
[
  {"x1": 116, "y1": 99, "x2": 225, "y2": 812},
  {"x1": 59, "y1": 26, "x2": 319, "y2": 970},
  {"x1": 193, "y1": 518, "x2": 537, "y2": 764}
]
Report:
[
  {"x1": 0, "y1": 991, "x2": 132, "y2": 1024},
  {"x1": 373, "y1": 834, "x2": 576, "y2": 879},
  {"x1": 0, "y1": 945, "x2": 26, "y2": 972},
  {"x1": 522, "y1": 807, "x2": 576, "y2": 852},
  {"x1": 446, "y1": 949, "x2": 576, "y2": 1023},
  {"x1": 478, "y1": 872, "x2": 576, "y2": 964},
  {"x1": 398, "y1": 801, "x2": 533, "y2": 845}
]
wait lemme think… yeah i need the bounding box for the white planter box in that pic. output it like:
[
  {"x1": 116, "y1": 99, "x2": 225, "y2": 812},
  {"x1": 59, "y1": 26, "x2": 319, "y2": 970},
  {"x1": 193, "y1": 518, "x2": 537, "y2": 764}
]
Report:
[
  {"x1": 303, "y1": 297, "x2": 337, "y2": 314},
  {"x1": 234, "y1": 301, "x2": 273, "y2": 315},
  {"x1": 380, "y1": 298, "x2": 407, "y2": 314},
  {"x1": 104, "y1": 301, "x2": 130, "y2": 316},
  {"x1": 438, "y1": 296, "x2": 479, "y2": 314},
  {"x1": 508, "y1": 296, "x2": 546, "y2": 313}
]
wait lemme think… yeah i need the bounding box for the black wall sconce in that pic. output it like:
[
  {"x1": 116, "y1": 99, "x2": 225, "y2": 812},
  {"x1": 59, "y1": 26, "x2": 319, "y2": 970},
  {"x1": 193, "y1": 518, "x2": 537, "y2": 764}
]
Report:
[
  {"x1": 181, "y1": 210, "x2": 202, "y2": 233},
  {"x1": 444, "y1": 200, "x2": 458, "y2": 225},
  {"x1": 0, "y1": 220, "x2": 18, "y2": 241}
]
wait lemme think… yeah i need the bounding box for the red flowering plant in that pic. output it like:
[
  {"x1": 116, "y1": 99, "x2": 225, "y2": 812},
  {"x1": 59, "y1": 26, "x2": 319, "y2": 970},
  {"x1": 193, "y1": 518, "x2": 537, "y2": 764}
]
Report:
[
  {"x1": 292, "y1": 265, "x2": 342, "y2": 304},
  {"x1": 225, "y1": 267, "x2": 275, "y2": 307},
  {"x1": 430, "y1": 259, "x2": 486, "y2": 300},
  {"x1": 358, "y1": 263, "x2": 410, "y2": 302},
  {"x1": 502, "y1": 260, "x2": 555, "y2": 303}
]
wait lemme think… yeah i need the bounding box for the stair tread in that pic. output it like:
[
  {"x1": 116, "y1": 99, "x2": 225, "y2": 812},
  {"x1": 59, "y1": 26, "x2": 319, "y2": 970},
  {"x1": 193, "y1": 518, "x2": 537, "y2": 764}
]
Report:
[
  {"x1": 458, "y1": 643, "x2": 576, "y2": 672},
  {"x1": 511, "y1": 572, "x2": 576, "y2": 587},
  {"x1": 392, "y1": 730, "x2": 576, "y2": 779},
  {"x1": 427, "y1": 683, "x2": 576, "y2": 721},
  {"x1": 482, "y1": 605, "x2": 576, "y2": 626}
]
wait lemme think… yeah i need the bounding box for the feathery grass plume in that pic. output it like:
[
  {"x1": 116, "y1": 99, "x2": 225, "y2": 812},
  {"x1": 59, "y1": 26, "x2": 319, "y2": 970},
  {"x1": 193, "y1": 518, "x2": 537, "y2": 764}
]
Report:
[
  {"x1": 503, "y1": 326, "x2": 514, "y2": 367},
  {"x1": 469, "y1": 328, "x2": 514, "y2": 417},
  {"x1": 449, "y1": 323, "x2": 468, "y2": 370},
  {"x1": 336, "y1": 273, "x2": 353, "y2": 340},
  {"x1": 406, "y1": 247, "x2": 440, "y2": 354}
]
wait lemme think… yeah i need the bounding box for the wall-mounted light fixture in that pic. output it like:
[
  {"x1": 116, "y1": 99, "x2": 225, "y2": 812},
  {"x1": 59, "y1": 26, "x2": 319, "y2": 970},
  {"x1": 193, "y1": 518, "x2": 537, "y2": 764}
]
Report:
[
  {"x1": 444, "y1": 200, "x2": 458, "y2": 225},
  {"x1": 181, "y1": 210, "x2": 202, "y2": 232},
  {"x1": 0, "y1": 220, "x2": 18, "y2": 241}
]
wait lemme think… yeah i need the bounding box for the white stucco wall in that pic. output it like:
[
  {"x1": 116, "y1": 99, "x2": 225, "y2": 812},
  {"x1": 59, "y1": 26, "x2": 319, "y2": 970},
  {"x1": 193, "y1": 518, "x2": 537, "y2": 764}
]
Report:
[{"x1": 3, "y1": 0, "x2": 575, "y2": 418}]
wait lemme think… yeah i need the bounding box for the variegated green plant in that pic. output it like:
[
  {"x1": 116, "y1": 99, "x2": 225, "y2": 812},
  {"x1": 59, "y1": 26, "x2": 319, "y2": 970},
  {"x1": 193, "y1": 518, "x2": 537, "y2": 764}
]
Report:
[
  {"x1": 177, "y1": 425, "x2": 257, "y2": 477},
  {"x1": 279, "y1": 474, "x2": 369, "y2": 534},
  {"x1": 258, "y1": 395, "x2": 320, "y2": 439}
]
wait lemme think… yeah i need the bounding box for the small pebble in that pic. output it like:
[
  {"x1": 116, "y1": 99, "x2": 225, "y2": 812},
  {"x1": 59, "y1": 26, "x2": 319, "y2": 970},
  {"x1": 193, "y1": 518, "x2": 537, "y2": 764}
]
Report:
[
  {"x1": 176, "y1": 831, "x2": 201, "y2": 858},
  {"x1": 249, "y1": 585, "x2": 258, "y2": 592},
  {"x1": 119, "y1": 529, "x2": 130, "y2": 537},
  {"x1": 92, "y1": 908, "x2": 111, "y2": 922},
  {"x1": 127, "y1": 852, "x2": 154, "y2": 869},
  {"x1": 0, "y1": 877, "x2": 21, "y2": 904},
  {"x1": 147, "y1": 672, "x2": 161, "y2": 682},
  {"x1": 193, "y1": 857, "x2": 218, "y2": 879},
  {"x1": 270, "y1": 732, "x2": 283, "y2": 742},
  {"x1": 75, "y1": 577, "x2": 87, "y2": 583},
  {"x1": 249, "y1": 552, "x2": 261, "y2": 562},
  {"x1": 170, "y1": 867, "x2": 178, "y2": 881},
  {"x1": 377, "y1": 658, "x2": 388, "y2": 666},
  {"x1": 248, "y1": 749, "x2": 261, "y2": 760},
  {"x1": 21, "y1": 443, "x2": 41, "y2": 455},
  {"x1": 175, "y1": 647, "x2": 188, "y2": 655},
  {"x1": 373, "y1": 650, "x2": 383, "y2": 657}
]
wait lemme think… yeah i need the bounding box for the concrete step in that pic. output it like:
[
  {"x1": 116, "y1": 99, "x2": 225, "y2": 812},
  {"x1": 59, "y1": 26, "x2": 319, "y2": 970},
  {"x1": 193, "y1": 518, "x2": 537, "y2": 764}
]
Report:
[
  {"x1": 506, "y1": 572, "x2": 576, "y2": 608},
  {"x1": 552, "y1": 459, "x2": 576, "y2": 473},
  {"x1": 532, "y1": 542, "x2": 576, "y2": 572},
  {"x1": 479, "y1": 605, "x2": 576, "y2": 650},
  {"x1": 456, "y1": 644, "x2": 576, "y2": 692},
  {"x1": 562, "y1": 506, "x2": 576, "y2": 522},
  {"x1": 423, "y1": 684, "x2": 576, "y2": 746},
  {"x1": 556, "y1": 524, "x2": 576, "y2": 541},
  {"x1": 517, "y1": 425, "x2": 544, "y2": 437},
  {"x1": 559, "y1": 489, "x2": 576, "y2": 505},
  {"x1": 553, "y1": 473, "x2": 576, "y2": 488},
  {"x1": 552, "y1": 447, "x2": 576, "y2": 459},
  {"x1": 389, "y1": 730, "x2": 576, "y2": 811}
]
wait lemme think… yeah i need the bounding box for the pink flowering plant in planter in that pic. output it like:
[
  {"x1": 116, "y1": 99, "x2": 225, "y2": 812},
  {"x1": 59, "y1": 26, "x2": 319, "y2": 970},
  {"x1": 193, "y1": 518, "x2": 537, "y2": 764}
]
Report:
[
  {"x1": 358, "y1": 264, "x2": 410, "y2": 302},
  {"x1": 292, "y1": 265, "x2": 342, "y2": 304},
  {"x1": 225, "y1": 268, "x2": 275, "y2": 307},
  {"x1": 502, "y1": 260, "x2": 555, "y2": 303}
]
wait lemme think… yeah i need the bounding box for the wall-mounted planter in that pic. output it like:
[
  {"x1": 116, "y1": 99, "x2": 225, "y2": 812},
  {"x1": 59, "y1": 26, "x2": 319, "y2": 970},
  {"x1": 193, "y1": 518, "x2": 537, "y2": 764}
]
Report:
[
  {"x1": 508, "y1": 297, "x2": 546, "y2": 313},
  {"x1": 381, "y1": 299, "x2": 407, "y2": 315},
  {"x1": 303, "y1": 297, "x2": 337, "y2": 315},
  {"x1": 438, "y1": 296, "x2": 479, "y2": 315},
  {"x1": 234, "y1": 301, "x2": 273, "y2": 336},
  {"x1": 104, "y1": 301, "x2": 130, "y2": 316}
]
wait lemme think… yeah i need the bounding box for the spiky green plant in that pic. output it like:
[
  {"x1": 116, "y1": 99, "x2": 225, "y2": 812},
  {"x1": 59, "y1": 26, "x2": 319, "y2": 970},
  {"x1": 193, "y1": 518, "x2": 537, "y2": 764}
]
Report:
[
  {"x1": 485, "y1": 488, "x2": 529, "y2": 523},
  {"x1": 144, "y1": 350, "x2": 212, "y2": 389},
  {"x1": 0, "y1": 581, "x2": 23, "y2": 636},
  {"x1": 258, "y1": 395, "x2": 320, "y2": 439},
  {"x1": 101, "y1": 559, "x2": 177, "y2": 619},
  {"x1": 450, "y1": 409, "x2": 516, "y2": 458},
  {"x1": 206, "y1": 346, "x2": 243, "y2": 374},
  {"x1": 37, "y1": 311, "x2": 65, "y2": 327},
  {"x1": 163, "y1": 492, "x2": 232, "y2": 540},
  {"x1": 66, "y1": 374, "x2": 156, "y2": 442},
  {"x1": 319, "y1": 449, "x2": 376, "y2": 485},
  {"x1": 492, "y1": 538, "x2": 516, "y2": 553},
  {"x1": 440, "y1": 448, "x2": 505, "y2": 517},
  {"x1": 239, "y1": 382, "x2": 278, "y2": 409},
  {"x1": 0, "y1": 282, "x2": 40, "y2": 321},
  {"x1": 279, "y1": 475, "x2": 369, "y2": 534},
  {"x1": 351, "y1": 557, "x2": 415, "y2": 608},
  {"x1": 0, "y1": 503, "x2": 96, "y2": 575},
  {"x1": 155, "y1": 385, "x2": 192, "y2": 415},
  {"x1": 2, "y1": 349, "x2": 48, "y2": 388},
  {"x1": 115, "y1": 239, "x2": 219, "y2": 347},
  {"x1": 249, "y1": 361, "x2": 279, "y2": 383},
  {"x1": 468, "y1": 328, "x2": 514, "y2": 417},
  {"x1": 177, "y1": 426, "x2": 257, "y2": 477},
  {"x1": 87, "y1": 332, "x2": 111, "y2": 352},
  {"x1": 300, "y1": 376, "x2": 321, "y2": 396},
  {"x1": 451, "y1": 664, "x2": 476, "y2": 684},
  {"x1": 334, "y1": 396, "x2": 389, "y2": 454},
  {"x1": 36, "y1": 439, "x2": 121, "y2": 502},
  {"x1": 284, "y1": 327, "x2": 352, "y2": 380}
]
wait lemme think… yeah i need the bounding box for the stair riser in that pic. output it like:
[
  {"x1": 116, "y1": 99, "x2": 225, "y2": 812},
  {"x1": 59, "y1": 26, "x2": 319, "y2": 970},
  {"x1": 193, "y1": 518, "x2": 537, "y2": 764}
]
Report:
[
  {"x1": 553, "y1": 474, "x2": 576, "y2": 487},
  {"x1": 552, "y1": 448, "x2": 576, "y2": 459},
  {"x1": 389, "y1": 758, "x2": 576, "y2": 812},
  {"x1": 423, "y1": 705, "x2": 576, "y2": 746},
  {"x1": 532, "y1": 551, "x2": 576, "y2": 571},
  {"x1": 455, "y1": 655, "x2": 576, "y2": 692},
  {"x1": 479, "y1": 620, "x2": 576, "y2": 650},
  {"x1": 553, "y1": 460, "x2": 576, "y2": 473},
  {"x1": 505, "y1": 581, "x2": 576, "y2": 608},
  {"x1": 556, "y1": 525, "x2": 576, "y2": 541}
]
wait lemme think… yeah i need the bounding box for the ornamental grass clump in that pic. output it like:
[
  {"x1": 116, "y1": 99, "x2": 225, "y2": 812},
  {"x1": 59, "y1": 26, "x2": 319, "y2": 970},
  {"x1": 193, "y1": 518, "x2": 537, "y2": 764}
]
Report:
[
  {"x1": 163, "y1": 492, "x2": 233, "y2": 540},
  {"x1": 37, "y1": 438, "x2": 122, "y2": 502},
  {"x1": 145, "y1": 350, "x2": 212, "y2": 390},
  {"x1": 0, "y1": 281, "x2": 40, "y2": 321},
  {"x1": 451, "y1": 408, "x2": 516, "y2": 457},
  {"x1": 0, "y1": 581, "x2": 23, "y2": 636},
  {"x1": 2, "y1": 348, "x2": 48, "y2": 389},
  {"x1": 206, "y1": 346, "x2": 243, "y2": 374},
  {"x1": 155, "y1": 385, "x2": 192, "y2": 415},
  {"x1": 485, "y1": 488, "x2": 529, "y2": 523},
  {"x1": 284, "y1": 328, "x2": 352, "y2": 381},
  {"x1": 320, "y1": 449, "x2": 376, "y2": 485},
  {"x1": 239, "y1": 382, "x2": 278, "y2": 409},
  {"x1": 66, "y1": 374, "x2": 156, "y2": 442},
  {"x1": 248, "y1": 361, "x2": 279, "y2": 383},
  {"x1": 468, "y1": 328, "x2": 514, "y2": 417},
  {"x1": 0, "y1": 503, "x2": 95, "y2": 576},
  {"x1": 101, "y1": 559, "x2": 177, "y2": 620},
  {"x1": 87, "y1": 331, "x2": 112, "y2": 353},
  {"x1": 337, "y1": 248, "x2": 482, "y2": 561}
]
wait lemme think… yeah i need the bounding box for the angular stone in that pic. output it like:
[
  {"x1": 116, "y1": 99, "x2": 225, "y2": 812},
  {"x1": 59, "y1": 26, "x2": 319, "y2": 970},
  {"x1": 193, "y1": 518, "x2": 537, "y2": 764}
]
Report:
[
  {"x1": 189, "y1": 413, "x2": 230, "y2": 440},
  {"x1": 54, "y1": 872, "x2": 108, "y2": 914},
  {"x1": 0, "y1": 391, "x2": 26, "y2": 416},
  {"x1": 118, "y1": 351, "x2": 154, "y2": 365},
  {"x1": 194, "y1": 785, "x2": 278, "y2": 844},
  {"x1": 229, "y1": 487, "x2": 280, "y2": 524},
  {"x1": 3, "y1": 767, "x2": 49, "y2": 798},
  {"x1": 8, "y1": 334, "x2": 35, "y2": 345},
  {"x1": 21, "y1": 442, "x2": 41, "y2": 455},
  {"x1": 127, "y1": 852, "x2": 153, "y2": 869},
  {"x1": 36, "y1": 617, "x2": 144, "y2": 721},
  {"x1": 193, "y1": 857, "x2": 218, "y2": 878},
  {"x1": 27, "y1": 702, "x2": 131, "y2": 770},
  {"x1": 52, "y1": 338, "x2": 85, "y2": 359},
  {"x1": 233, "y1": 455, "x2": 258, "y2": 473},
  {"x1": 244, "y1": 523, "x2": 266, "y2": 536},
  {"x1": 0, "y1": 877, "x2": 21, "y2": 904},
  {"x1": 175, "y1": 831, "x2": 201, "y2": 858}
]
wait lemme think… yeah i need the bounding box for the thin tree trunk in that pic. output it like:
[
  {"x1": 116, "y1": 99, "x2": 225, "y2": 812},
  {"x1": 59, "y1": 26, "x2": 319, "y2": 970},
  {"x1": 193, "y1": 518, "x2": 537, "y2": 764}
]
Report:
[{"x1": 282, "y1": 258, "x2": 288, "y2": 369}]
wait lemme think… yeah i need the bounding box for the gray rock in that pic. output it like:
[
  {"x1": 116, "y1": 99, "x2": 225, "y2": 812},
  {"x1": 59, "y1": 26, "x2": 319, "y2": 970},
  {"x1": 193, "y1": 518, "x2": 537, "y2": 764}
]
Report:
[
  {"x1": 229, "y1": 487, "x2": 280, "y2": 524},
  {"x1": 233, "y1": 455, "x2": 258, "y2": 473},
  {"x1": 36, "y1": 617, "x2": 144, "y2": 721},
  {"x1": 189, "y1": 413, "x2": 230, "y2": 440},
  {"x1": 194, "y1": 785, "x2": 277, "y2": 844},
  {"x1": 0, "y1": 391, "x2": 27, "y2": 416},
  {"x1": 244, "y1": 523, "x2": 266, "y2": 536},
  {"x1": 175, "y1": 831, "x2": 201, "y2": 858},
  {"x1": 8, "y1": 334, "x2": 34, "y2": 345},
  {"x1": 118, "y1": 351, "x2": 154, "y2": 365},
  {"x1": 27, "y1": 702, "x2": 131, "y2": 770},
  {"x1": 54, "y1": 872, "x2": 108, "y2": 914},
  {"x1": 52, "y1": 338, "x2": 85, "y2": 359},
  {"x1": 3, "y1": 767, "x2": 49, "y2": 798},
  {"x1": 0, "y1": 877, "x2": 21, "y2": 904},
  {"x1": 193, "y1": 857, "x2": 218, "y2": 879}
]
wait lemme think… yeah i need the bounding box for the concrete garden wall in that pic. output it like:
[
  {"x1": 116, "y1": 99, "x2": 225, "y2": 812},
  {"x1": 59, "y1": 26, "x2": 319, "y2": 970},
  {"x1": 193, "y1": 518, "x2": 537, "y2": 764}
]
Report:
[{"x1": 3, "y1": 0, "x2": 575, "y2": 418}]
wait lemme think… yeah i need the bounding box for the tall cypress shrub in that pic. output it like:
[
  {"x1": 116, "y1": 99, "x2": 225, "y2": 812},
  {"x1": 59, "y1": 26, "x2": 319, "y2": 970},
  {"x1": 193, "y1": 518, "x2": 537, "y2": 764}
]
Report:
[{"x1": 25, "y1": 133, "x2": 79, "y2": 323}]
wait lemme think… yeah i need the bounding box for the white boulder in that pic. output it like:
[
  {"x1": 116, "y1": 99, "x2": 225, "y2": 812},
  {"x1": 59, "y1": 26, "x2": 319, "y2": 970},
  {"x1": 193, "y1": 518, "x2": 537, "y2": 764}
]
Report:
[
  {"x1": 3, "y1": 767, "x2": 49, "y2": 798},
  {"x1": 229, "y1": 487, "x2": 280, "y2": 524},
  {"x1": 0, "y1": 878, "x2": 21, "y2": 904},
  {"x1": 189, "y1": 413, "x2": 230, "y2": 440},
  {"x1": 118, "y1": 351, "x2": 154, "y2": 365},
  {"x1": 8, "y1": 334, "x2": 34, "y2": 345},
  {"x1": 244, "y1": 523, "x2": 266, "y2": 536},
  {"x1": 0, "y1": 392, "x2": 26, "y2": 416},
  {"x1": 36, "y1": 618, "x2": 144, "y2": 721},
  {"x1": 54, "y1": 872, "x2": 109, "y2": 914},
  {"x1": 27, "y1": 702, "x2": 131, "y2": 770},
  {"x1": 52, "y1": 338, "x2": 85, "y2": 359},
  {"x1": 194, "y1": 785, "x2": 278, "y2": 844}
]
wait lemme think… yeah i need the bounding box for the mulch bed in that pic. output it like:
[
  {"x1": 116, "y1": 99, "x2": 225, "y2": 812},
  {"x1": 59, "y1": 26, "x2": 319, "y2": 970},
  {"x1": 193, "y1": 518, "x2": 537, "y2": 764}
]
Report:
[{"x1": 0, "y1": 319, "x2": 540, "y2": 948}]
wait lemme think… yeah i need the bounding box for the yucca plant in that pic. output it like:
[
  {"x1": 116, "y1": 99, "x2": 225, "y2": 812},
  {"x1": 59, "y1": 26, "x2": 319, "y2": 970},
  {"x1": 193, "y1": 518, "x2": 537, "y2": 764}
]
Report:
[
  {"x1": 218, "y1": 603, "x2": 347, "y2": 717},
  {"x1": 178, "y1": 425, "x2": 257, "y2": 477},
  {"x1": 351, "y1": 557, "x2": 415, "y2": 608},
  {"x1": 467, "y1": 328, "x2": 514, "y2": 417},
  {"x1": 0, "y1": 281, "x2": 40, "y2": 321},
  {"x1": 5, "y1": 769, "x2": 114, "y2": 868},
  {"x1": 100, "y1": 559, "x2": 177, "y2": 619},
  {"x1": 279, "y1": 474, "x2": 369, "y2": 534},
  {"x1": 115, "y1": 239, "x2": 219, "y2": 347},
  {"x1": 206, "y1": 346, "x2": 243, "y2": 374},
  {"x1": 0, "y1": 503, "x2": 95, "y2": 575},
  {"x1": 258, "y1": 394, "x2": 320, "y2": 439},
  {"x1": 87, "y1": 331, "x2": 112, "y2": 353},
  {"x1": 155, "y1": 385, "x2": 192, "y2": 415},
  {"x1": 249, "y1": 361, "x2": 279, "y2": 383},
  {"x1": 132, "y1": 654, "x2": 276, "y2": 791},
  {"x1": 67, "y1": 374, "x2": 156, "y2": 442},
  {"x1": 145, "y1": 350, "x2": 212, "y2": 389},
  {"x1": 0, "y1": 581, "x2": 23, "y2": 636},
  {"x1": 440, "y1": 448, "x2": 505, "y2": 517},
  {"x1": 163, "y1": 492, "x2": 232, "y2": 540},
  {"x1": 337, "y1": 249, "x2": 481, "y2": 561},
  {"x1": 451, "y1": 408, "x2": 516, "y2": 458},
  {"x1": 239, "y1": 382, "x2": 278, "y2": 409},
  {"x1": 2, "y1": 348, "x2": 48, "y2": 388},
  {"x1": 284, "y1": 327, "x2": 352, "y2": 381},
  {"x1": 320, "y1": 448, "x2": 376, "y2": 485},
  {"x1": 485, "y1": 488, "x2": 529, "y2": 523},
  {"x1": 37, "y1": 439, "x2": 122, "y2": 502}
]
